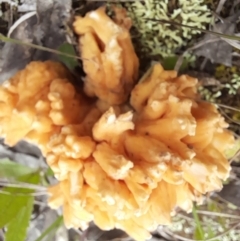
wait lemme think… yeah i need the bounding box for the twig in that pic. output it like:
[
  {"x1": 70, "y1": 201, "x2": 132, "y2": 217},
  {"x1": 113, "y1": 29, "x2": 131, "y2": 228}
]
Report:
[
  {"x1": 195, "y1": 210, "x2": 240, "y2": 220},
  {"x1": 200, "y1": 57, "x2": 208, "y2": 71},
  {"x1": 210, "y1": 102, "x2": 240, "y2": 113},
  {"x1": 177, "y1": 213, "x2": 194, "y2": 222},
  {"x1": 216, "y1": 0, "x2": 227, "y2": 14},
  {"x1": 0, "y1": 189, "x2": 48, "y2": 196},
  {"x1": 0, "y1": 34, "x2": 77, "y2": 59},
  {"x1": 218, "y1": 107, "x2": 240, "y2": 126},
  {"x1": 222, "y1": 35, "x2": 240, "y2": 50},
  {"x1": 230, "y1": 148, "x2": 240, "y2": 164},
  {"x1": 74, "y1": 229, "x2": 83, "y2": 236},
  {"x1": 158, "y1": 226, "x2": 179, "y2": 241},
  {"x1": 0, "y1": 34, "x2": 97, "y2": 65},
  {"x1": 7, "y1": 12, "x2": 36, "y2": 37},
  {"x1": 212, "y1": 194, "x2": 240, "y2": 210},
  {"x1": 0, "y1": 179, "x2": 47, "y2": 191},
  {"x1": 34, "y1": 200, "x2": 48, "y2": 206},
  {"x1": 111, "y1": 238, "x2": 133, "y2": 241}
]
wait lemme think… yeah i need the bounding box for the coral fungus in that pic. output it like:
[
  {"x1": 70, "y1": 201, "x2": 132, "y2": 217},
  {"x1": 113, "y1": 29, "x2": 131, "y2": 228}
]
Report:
[
  {"x1": 73, "y1": 6, "x2": 139, "y2": 105},
  {"x1": 0, "y1": 59, "x2": 234, "y2": 241},
  {"x1": 0, "y1": 5, "x2": 235, "y2": 241}
]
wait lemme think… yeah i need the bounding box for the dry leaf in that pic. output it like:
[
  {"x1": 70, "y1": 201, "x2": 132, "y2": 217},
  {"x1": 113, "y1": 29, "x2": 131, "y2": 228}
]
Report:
[
  {"x1": 194, "y1": 12, "x2": 240, "y2": 66},
  {"x1": 0, "y1": 0, "x2": 72, "y2": 83}
]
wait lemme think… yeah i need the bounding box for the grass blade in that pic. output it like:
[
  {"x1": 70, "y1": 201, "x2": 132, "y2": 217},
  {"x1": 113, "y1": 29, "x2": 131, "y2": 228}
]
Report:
[
  {"x1": 192, "y1": 204, "x2": 205, "y2": 240},
  {"x1": 34, "y1": 216, "x2": 63, "y2": 241}
]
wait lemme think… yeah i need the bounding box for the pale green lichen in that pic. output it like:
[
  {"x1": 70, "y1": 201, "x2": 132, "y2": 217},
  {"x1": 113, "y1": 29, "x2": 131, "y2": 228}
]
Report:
[
  {"x1": 225, "y1": 74, "x2": 240, "y2": 95},
  {"x1": 214, "y1": 65, "x2": 240, "y2": 95},
  {"x1": 198, "y1": 86, "x2": 222, "y2": 102},
  {"x1": 199, "y1": 65, "x2": 240, "y2": 103},
  {"x1": 198, "y1": 74, "x2": 240, "y2": 102},
  {"x1": 124, "y1": 0, "x2": 212, "y2": 57}
]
